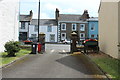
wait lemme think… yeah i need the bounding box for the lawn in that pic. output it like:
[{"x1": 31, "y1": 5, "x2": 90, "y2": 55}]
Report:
[
  {"x1": 91, "y1": 54, "x2": 120, "y2": 80},
  {"x1": 0, "y1": 49, "x2": 31, "y2": 67}
]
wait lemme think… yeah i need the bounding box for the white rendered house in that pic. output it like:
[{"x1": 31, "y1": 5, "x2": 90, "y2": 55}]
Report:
[
  {"x1": 19, "y1": 11, "x2": 33, "y2": 41},
  {"x1": 29, "y1": 19, "x2": 58, "y2": 43},
  {"x1": 0, "y1": 0, "x2": 19, "y2": 52}
]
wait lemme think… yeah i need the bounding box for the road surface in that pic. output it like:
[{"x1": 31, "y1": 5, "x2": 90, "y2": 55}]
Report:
[{"x1": 2, "y1": 44, "x2": 107, "y2": 79}]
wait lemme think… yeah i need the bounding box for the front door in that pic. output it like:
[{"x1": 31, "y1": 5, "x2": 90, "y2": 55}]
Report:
[
  {"x1": 19, "y1": 32, "x2": 27, "y2": 41},
  {"x1": 50, "y1": 34, "x2": 55, "y2": 42}
]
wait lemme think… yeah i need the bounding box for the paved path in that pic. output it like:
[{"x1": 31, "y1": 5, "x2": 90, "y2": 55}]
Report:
[{"x1": 2, "y1": 44, "x2": 108, "y2": 79}]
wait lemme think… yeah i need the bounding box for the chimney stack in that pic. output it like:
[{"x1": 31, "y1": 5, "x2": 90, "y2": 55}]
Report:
[
  {"x1": 55, "y1": 8, "x2": 59, "y2": 20},
  {"x1": 30, "y1": 10, "x2": 33, "y2": 17},
  {"x1": 80, "y1": 10, "x2": 89, "y2": 21}
]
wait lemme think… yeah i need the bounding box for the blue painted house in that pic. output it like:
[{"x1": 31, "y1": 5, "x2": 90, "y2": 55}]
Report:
[{"x1": 87, "y1": 17, "x2": 98, "y2": 39}]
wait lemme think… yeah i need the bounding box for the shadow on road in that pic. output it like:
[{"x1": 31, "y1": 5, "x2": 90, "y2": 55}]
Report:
[{"x1": 56, "y1": 53, "x2": 109, "y2": 80}]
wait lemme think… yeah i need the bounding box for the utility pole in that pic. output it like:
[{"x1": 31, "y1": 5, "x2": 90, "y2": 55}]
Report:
[{"x1": 38, "y1": 0, "x2": 40, "y2": 42}]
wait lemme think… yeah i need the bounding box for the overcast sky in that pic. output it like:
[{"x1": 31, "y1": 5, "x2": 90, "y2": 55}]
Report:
[{"x1": 20, "y1": 0, "x2": 100, "y2": 19}]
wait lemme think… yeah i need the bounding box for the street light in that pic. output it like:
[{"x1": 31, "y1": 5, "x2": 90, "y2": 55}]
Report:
[{"x1": 38, "y1": 0, "x2": 40, "y2": 42}]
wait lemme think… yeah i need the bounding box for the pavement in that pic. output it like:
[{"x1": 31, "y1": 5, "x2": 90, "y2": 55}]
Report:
[{"x1": 2, "y1": 44, "x2": 108, "y2": 79}]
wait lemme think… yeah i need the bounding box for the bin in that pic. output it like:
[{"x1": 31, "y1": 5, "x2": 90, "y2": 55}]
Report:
[
  {"x1": 31, "y1": 43, "x2": 37, "y2": 54},
  {"x1": 38, "y1": 43, "x2": 42, "y2": 53}
]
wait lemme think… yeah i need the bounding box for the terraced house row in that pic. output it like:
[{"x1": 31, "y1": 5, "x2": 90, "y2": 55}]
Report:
[{"x1": 19, "y1": 8, "x2": 98, "y2": 43}]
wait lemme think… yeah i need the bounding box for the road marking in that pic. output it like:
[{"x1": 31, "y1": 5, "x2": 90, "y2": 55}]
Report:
[
  {"x1": 51, "y1": 49, "x2": 55, "y2": 53},
  {"x1": 62, "y1": 50, "x2": 66, "y2": 52}
]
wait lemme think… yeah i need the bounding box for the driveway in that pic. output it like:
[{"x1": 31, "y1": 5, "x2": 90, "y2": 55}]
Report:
[{"x1": 2, "y1": 44, "x2": 108, "y2": 79}]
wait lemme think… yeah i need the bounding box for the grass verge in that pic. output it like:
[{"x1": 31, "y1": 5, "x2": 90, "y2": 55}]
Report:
[
  {"x1": 89, "y1": 53, "x2": 120, "y2": 80},
  {"x1": 0, "y1": 49, "x2": 31, "y2": 67}
]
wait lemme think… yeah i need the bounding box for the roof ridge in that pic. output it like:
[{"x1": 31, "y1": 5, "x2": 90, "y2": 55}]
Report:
[
  {"x1": 60, "y1": 14, "x2": 81, "y2": 15},
  {"x1": 32, "y1": 19, "x2": 56, "y2": 20}
]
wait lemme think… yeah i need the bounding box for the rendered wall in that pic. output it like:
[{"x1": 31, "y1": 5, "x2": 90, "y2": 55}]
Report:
[
  {"x1": 99, "y1": 2, "x2": 119, "y2": 58},
  {"x1": 29, "y1": 25, "x2": 58, "y2": 42},
  {"x1": 118, "y1": 1, "x2": 120, "y2": 59},
  {"x1": 88, "y1": 21, "x2": 98, "y2": 39},
  {"x1": 0, "y1": 0, "x2": 19, "y2": 52}
]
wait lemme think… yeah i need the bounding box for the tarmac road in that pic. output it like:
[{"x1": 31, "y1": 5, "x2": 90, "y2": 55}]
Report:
[{"x1": 2, "y1": 44, "x2": 108, "y2": 80}]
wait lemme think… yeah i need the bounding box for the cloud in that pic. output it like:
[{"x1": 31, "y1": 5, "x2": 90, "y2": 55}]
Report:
[
  {"x1": 61, "y1": 8, "x2": 78, "y2": 14},
  {"x1": 20, "y1": 0, "x2": 100, "y2": 19},
  {"x1": 40, "y1": 13, "x2": 52, "y2": 19},
  {"x1": 44, "y1": 3, "x2": 59, "y2": 10},
  {"x1": 33, "y1": 12, "x2": 53, "y2": 19}
]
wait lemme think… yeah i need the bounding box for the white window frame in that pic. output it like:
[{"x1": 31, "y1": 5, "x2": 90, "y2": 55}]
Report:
[
  {"x1": 50, "y1": 34, "x2": 55, "y2": 42},
  {"x1": 80, "y1": 33, "x2": 85, "y2": 38},
  {"x1": 72, "y1": 24, "x2": 76, "y2": 31},
  {"x1": 61, "y1": 33, "x2": 66, "y2": 40},
  {"x1": 47, "y1": 25, "x2": 52, "y2": 32},
  {"x1": 31, "y1": 34, "x2": 37, "y2": 38},
  {"x1": 21, "y1": 22, "x2": 25, "y2": 29},
  {"x1": 34, "y1": 25, "x2": 38, "y2": 32},
  {"x1": 80, "y1": 24, "x2": 85, "y2": 31},
  {"x1": 61, "y1": 23, "x2": 66, "y2": 30}
]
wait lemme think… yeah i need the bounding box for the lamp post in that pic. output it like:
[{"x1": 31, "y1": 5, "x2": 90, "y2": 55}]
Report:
[{"x1": 38, "y1": 0, "x2": 40, "y2": 42}]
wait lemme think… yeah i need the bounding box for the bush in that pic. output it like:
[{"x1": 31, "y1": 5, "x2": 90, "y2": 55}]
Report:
[{"x1": 4, "y1": 41, "x2": 21, "y2": 57}]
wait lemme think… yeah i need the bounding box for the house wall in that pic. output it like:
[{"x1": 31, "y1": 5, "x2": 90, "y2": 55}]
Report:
[
  {"x1": 59, "y1": 22, "x2": 88, "y2": 42},
  {"x1": 118, "y1": 1, "x2": 120, "y2": 59},
  {"x1": 0, "y1": 0, "x2": 19, "y2": 52},
  {"x1": 29, "y1": 25, "x2": 58, "y2": 42},
  {"x1": 19, "y1": 22, "x2": 29, "y2": 32},
  {"x1": 88, "y1": 21, "x2": 98, "y2": 39},
  {"x1": 99, "y1": 2, "x2": 119, "y2": 58}
]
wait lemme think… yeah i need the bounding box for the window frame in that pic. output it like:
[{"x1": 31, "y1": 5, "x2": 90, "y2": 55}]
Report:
[
  {"x1": 72, "y1": 23, "x2": 77, "y2": 31},
  {"x1": 21, "y1": 22, "x2": 25, "y2": 29},
  {"x1": 34, "y1": 25, "x2": 38, "y2": 32},
  {"x1": 80, "y1": 33, "x2": 85, "y2": 38},
  {"x1": 80, "y1": 24, "x2": 85, "y2": 31},
  {"x1": 47, "y1": 25, "x2": 52, "y2": 32},
  {"x1": 31, "y1": 34, "x2": 37, "y2": 38},
  {"x1": 50, "y1": 34, "x2": 55, "y2": 42},
  {"x1": 61, "y1": 33, "x2": 66, "y2": 40},
  {"x1": 61, "y1": 23, "x2": 66, "y2": 30}
]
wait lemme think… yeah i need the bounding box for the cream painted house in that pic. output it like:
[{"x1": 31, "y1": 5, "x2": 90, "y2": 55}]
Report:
[
  {"x1": 99, "y1": 0, "x2": 120, "y2": 59},
  {"x1": 0, "y1": 0, "x2": 19, "y2": 52}
]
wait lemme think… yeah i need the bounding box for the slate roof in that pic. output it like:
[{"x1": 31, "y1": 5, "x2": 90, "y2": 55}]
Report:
[
  {"x1": 31, "y1": 19, "x2": 57, "y2": 26},
  {"x1": 58, "y1": 14, "x2": 82, "y2": 21},
  {"x1": 20, "y1": 15, "x2": 32, "y2": 22}
]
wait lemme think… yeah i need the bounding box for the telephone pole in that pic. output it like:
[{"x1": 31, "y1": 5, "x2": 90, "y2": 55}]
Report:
[{"x1": 38, "y1": 0, "x2": 40, "y2": 42}]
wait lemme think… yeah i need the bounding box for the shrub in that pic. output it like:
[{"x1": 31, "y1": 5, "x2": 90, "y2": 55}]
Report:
[{"x1": 4, "y1": 41, "x2": 21, "y2": 57}]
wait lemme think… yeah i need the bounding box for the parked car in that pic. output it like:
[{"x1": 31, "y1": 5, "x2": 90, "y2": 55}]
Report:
[{"x1": 63, "y1": 39, "x2": 70, "y2": 44}]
